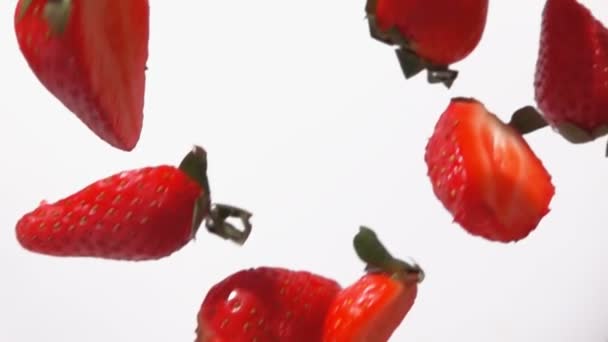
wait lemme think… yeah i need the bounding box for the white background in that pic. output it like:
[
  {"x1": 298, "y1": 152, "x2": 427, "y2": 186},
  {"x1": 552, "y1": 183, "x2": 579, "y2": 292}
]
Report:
[{"x1": 1, "y1": 0, "x2": 608, "y2": 341}]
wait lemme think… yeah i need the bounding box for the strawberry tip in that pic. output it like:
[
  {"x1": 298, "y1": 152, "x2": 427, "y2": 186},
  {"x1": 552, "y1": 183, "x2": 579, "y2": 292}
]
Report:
[{"x1": 354, "y1": 226, "x2": 424, "y2": 283}]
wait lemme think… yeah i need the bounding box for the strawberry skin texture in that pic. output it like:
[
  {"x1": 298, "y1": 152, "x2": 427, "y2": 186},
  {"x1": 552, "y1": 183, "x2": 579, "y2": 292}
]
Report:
[
  {"x1": 322, "y1": 273, "x2": 418, "y2": 342},
  {"x1": 14, "y1": 0, "x2": 149, "y2": 151},
  {"x1": 424, "y1": 98, "x2": 555, "y2": 242},
  {"x1": 374, "y1": 0, "x2": 488, "y2": 65},
  {"x1": 16, "y1": 165, "x2": 204, "y2": 261},
  {"x1": 534, "y1": 0, "x2": 608, "y2": 139},
  {"x1": 196, "y1": 267, "x2": 342, "y2": 342}
]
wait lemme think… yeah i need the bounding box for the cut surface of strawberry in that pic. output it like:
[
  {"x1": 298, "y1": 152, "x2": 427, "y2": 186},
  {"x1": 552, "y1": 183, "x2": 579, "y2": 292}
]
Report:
[
  {"x1": 322, "y1": 227, "x2": 423, "y2": 341},
  {"x1": 15, "y1": 0, "x2": 149, "y2": 150},
  {"x1": 425, "y1": 98, "x2": 555, "y2": 242}
]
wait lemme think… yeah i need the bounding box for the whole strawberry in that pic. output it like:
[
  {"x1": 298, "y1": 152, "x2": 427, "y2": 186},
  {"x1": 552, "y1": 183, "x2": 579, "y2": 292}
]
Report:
[
  {"x1": 14, "y1": 0, "x2": 149, "y2": 151},
  {"x1": 534, "y1": 0, "x2": 608, "y2": 144},
  {"x1": 195, "y1": 267, "x2": 341, "y2": 342},
  {"x1": 366, "y1": 0, "x2": 488, "y2": 87},
  {"x1": 15, "y1": 146, "x2": 252, "y2": 261},
  {"x1": 425, "y1": 98, "x2": 555, "y2": 242},
  {"x1": 322, "y1": 227, "x2": 424, "y2": 342}
]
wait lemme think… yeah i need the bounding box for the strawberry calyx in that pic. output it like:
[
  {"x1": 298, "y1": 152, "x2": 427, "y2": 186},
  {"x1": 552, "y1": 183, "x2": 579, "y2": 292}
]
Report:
[
  {"x1": 365, "y1": 0, "x2": 458, "y2": 88},
  {"x1": 18, "y1": 0, "x2": 72, "y2": 34},
  {"x1": 17, "y1": 0, "x2": 34, "y2": 21},
  {"x1": 179, "y1": 146, "x2": 252, "y2": 245},
  {"x1": 43, "y1": 0, "x2": 72, "y2": 35},
  {"x1": 354, "y1": 226, "x2": 424, "y2": 283},
  {"x1": 508, "y1": 105, "x2": 608, "y2": 155},
  {"x1": 508, "y1": 106, "x2": 548, "y2": 135}
]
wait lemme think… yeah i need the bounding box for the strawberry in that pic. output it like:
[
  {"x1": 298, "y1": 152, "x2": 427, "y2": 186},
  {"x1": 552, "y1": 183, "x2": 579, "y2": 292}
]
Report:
[
  {"x1": 322, "y1": 227, "x2": 424, "y2": 342},
  {"x1": 366, "y1": 0, "x2": 488, "y2": 87},
  {"x1": 14, "y1": 0, "x2": 149, "y2": 151},
  {"x1": 195, "y1": 267, "x2": 341, "y2": 342},
  {"x1": 424, "y1": 98, "x2": 555, "y2": 242},
  {"x1": 533, "y1": 0, "x2": 608, "y2": 145},
  {"x1": 15, "y1": 146, "x2": 252, "y2": 261}
]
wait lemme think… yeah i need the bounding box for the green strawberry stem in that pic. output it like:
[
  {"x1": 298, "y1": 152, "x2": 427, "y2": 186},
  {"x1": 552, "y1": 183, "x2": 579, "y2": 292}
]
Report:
[
  {"x1": 179, "y1": 146, "x2": 252, "y2": 245},
  {"x1": 508, "y1": 106, "x2": 548, "y2": 135},
  {"x1": 354, "y1": 226, "x2": 425, "y2": 283}
]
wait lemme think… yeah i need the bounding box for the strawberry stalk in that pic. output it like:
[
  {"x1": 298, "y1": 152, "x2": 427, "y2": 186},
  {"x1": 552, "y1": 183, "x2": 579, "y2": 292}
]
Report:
[
  {"x1": 509, "y1": 105, "x2": 608, "y2": 156},
  {"x1": 179, "y1": 146, "x2": 252, "y2": 244},
  {"x1": 354, "y1": 226, "x2": 424, "y2": 283},
  {"x1": 508, "y1": 106, "x2": 548, "y2": 135}
]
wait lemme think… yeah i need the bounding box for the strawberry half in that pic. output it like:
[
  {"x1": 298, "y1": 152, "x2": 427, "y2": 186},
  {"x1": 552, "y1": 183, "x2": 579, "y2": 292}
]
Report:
[
  {"x1": 14, "y1": 0, "x2": 149, "y2": 151},
  {"x1": 424, "y1": 98, "x2": 555, "y2": 242},
  {"x1": 322, "y1": 227, "x2": 424, "y2": 341},
  {"x1": 196, "y1": 267, "x2": 341, "y2": 342},
  {"x1": 533, "y1": 0, "x2": 608, "y2": 145},
  {"x1": 366, "y1": 0, "x2": 488, "y2": 87},
  {"x1": 15, "y1": 146, "x2": 253, "y2": 261}
]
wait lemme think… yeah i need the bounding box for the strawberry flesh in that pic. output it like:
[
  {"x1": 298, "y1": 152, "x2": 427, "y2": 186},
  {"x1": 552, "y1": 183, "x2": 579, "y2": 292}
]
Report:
[
  {"x1": 14, "y1": 0, "x2": 149, "y2": 151},
  {"x1": 323, "y1": 274, "x2": 417, "y2": 342},
  {"x1": 425, "y1": 98, "x2": 555, "y2": 242}
]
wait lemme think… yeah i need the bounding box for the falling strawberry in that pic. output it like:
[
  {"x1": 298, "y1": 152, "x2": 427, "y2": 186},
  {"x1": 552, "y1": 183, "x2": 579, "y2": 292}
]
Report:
[
  {"x1": 425, "y1": 98, "x2": 555, "y2": 243},
  {"x1": 14, "y1": 0, "x2": 149, "y2": 151},
  {"x1": 15, "y1": 146, "x2": 253, "y2": 261},
  {"x1": 366, "y1": 0, "x2": 489, "y2": 87},
  {"x1": 532, "y1": 0, "x2": 608, "y2": 145},
  {"x1": 195, "y1": 267, "x2": 342, "y2": 342},
  {"x1": 322, "y1": 227, "x2": 424, "y2": 341}
]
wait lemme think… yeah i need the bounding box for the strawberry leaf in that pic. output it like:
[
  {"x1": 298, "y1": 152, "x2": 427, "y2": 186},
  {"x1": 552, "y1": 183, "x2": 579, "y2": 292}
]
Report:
[{"x1": 354, "y1": 226, "x2": 424, "y2": 283}]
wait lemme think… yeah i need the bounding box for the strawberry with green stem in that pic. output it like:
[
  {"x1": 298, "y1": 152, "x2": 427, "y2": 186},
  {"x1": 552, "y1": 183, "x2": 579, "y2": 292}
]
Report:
[
  {"x1": 425, "y1": 98, "x2": 555, "y2": 243},
  {"x1": 365, "y1": 0, "x2": 489, "y2": 88},
  {"x1": 322, "y1": 227, "x2": 424, "y2": 341},
  {"x1": 14, "y1": 0, "x2": 149, "y2": 151},
  {"x1": 508, "y1": 0, "x2": 608, "y2": 156},
  {"x1": 15, "y1": 146, "x2": 253, "y2": 261}
]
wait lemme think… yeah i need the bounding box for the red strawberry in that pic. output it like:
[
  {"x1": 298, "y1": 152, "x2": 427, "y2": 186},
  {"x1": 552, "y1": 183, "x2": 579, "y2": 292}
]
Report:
[
  {"x1": 195, "y1": 267, "x2": 341, "y2": 342},
  {"x1": 322, "y1": 227, "x2": 424, "y2": 342},
  {"x1": 533, "y1": 0, "x2": 608, "y2": 144},
  {"x1": 15, "y1": 146, "x2": 252, "y2": 261},
  {"x1": 424, "y1": 98, "x2": 555, "y2": 242},
  {"x1": 366, "y1": 0, "x2": 488, "y2": 87},
  {"x1": 14, "y1": 0, "x2": 149, "y2": 151}
]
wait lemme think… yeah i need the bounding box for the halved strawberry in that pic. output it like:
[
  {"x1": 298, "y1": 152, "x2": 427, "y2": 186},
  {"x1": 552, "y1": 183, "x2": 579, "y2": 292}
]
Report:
[
  {"x1": 196, "y1": 267, "x2": 341, "y2": 342},
  {"x1": 14, "y1": 0, "x2": 149, "y2": 151},
  {"x1": 425, "y1": 98, "x2": 555, "y2": 242},
  {"x1": 322, "y1": 227, "x2": 424, "y2": 341},
  {"x1": 15, "y1": 146, "x2": 252, "y2": 261}
]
